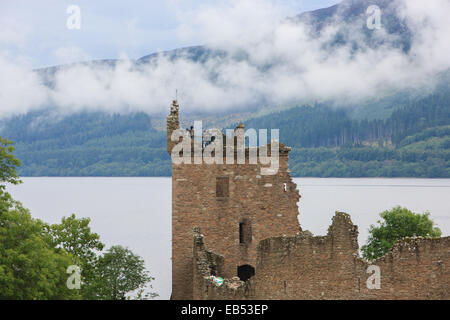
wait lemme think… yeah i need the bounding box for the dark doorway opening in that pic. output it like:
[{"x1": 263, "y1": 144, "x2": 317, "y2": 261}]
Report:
[{"x1": 237, "y1": 264, "x2": 255, "y2": 282}]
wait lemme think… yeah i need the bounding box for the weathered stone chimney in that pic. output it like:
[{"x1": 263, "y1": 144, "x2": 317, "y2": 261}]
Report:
[{"x1": 167, "y1": 100, "x2": 180, "y2": 154}]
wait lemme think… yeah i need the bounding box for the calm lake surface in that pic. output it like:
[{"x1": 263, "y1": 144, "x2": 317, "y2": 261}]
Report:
[{"x1": 7, "y1": 177, "x2": 450, "y2": 300}]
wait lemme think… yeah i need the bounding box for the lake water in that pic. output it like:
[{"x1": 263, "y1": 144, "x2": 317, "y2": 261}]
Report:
[{"x1": 7, "y1": 177, "x2": 450, "y2": 300}]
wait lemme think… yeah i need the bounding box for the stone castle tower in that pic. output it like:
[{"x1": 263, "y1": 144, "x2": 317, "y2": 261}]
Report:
[
  {"x1": 167, "y1": 100, "x2": 301, "y2": 300},
  {"x1": 167, "y1": 100, "x2": 449, "y2": 300}
]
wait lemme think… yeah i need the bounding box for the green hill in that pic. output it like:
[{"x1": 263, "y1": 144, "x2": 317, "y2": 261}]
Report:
[
  {"x1": 0, "y1": 111, "x2": 171, "y2": 176},
  {"x1": 240, "y1": 91, "x2": 450, "y2": 177},
  {"x1": 0, "y1": 89, "x2": 448, "y2": 178}
]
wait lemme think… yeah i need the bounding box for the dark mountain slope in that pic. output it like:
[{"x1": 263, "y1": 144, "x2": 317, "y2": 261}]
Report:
[{"x1": 0, "y1": 89, "x2": 448, "y2": 177}]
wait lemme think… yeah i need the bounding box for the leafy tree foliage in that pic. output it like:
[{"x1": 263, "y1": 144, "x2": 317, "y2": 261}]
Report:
[
  {"x1": 361, "y1": 206, "x2": 442, "y2": 261},
  {"x1": 0, "y1": 136, "x2": 19, "y2": 212},
  {"x1": 46, "y1": 216, "x2": 157, "y2": 300},
  {"x1": 0, "y1": 138, "x2": 22, "y2": 213},
  {"x1": 0, "y1": 201, "x2": 81, "y2": 299},
  {"x1": 0, "y1": 140, "x2": 79, "y2": 299},
  {"x1": 86, "y1": 245, "x2": 157, "y2": 300},
  {"x1": 0, "y1": 139, "x2": 157, "y2": 299},
  {"x1": 0, "y1": 208, "x2": 157, "y2": 300},
  {"x1": 47, "y1": 214, "x2": 104, "y2": 266},
  {"x1": 47, "y1": 214, "x2": 105, "y2": 298},
  {"x1": 0, "y1": 137, "x2": 21, "y2": 188}
]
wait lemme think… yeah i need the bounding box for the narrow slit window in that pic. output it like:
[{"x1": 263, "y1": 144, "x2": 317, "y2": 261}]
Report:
[
  {"x1": 239, "y1": 223, "x2": 244, "y2": 243},
  {"x1": 239, "y1": 219, "x2": 252, "y2": 245}
]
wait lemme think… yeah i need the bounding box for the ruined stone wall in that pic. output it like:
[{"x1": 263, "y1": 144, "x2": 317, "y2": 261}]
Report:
[
  {"x1": 172, "y1": 154, "x2": 301, "y2": 299},
  {"x1": 357, "y1": 237, "x2": 450, "y2": 299},
  {"x1": 193, "y1": 212, "x2": 450, "y2": 300},
  {"x1": 168, "y1": 101, "x2": 301, "y2": 300},
  {"x1": 169, "y1": 100, "x2": 449, "y2": 300},
  {"x1": 193, "y1": 228, "x2": 251, "y2": 300},
  {"x1": 252, "y1": 212, "x2": 360, "y2": 299}
]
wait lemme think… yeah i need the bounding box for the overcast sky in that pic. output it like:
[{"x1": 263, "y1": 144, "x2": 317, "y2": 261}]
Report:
[
  {"x1": 0, "y1": 0, "x2": 340, "y2": 68},
  {"x1": 1, "y1": 0, "x2": 449, "y2": 117}
]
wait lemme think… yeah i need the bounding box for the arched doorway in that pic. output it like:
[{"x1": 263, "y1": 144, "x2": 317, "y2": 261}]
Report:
[{"x1": 237, "y1": 264, "x2": 255, "y2": 282}]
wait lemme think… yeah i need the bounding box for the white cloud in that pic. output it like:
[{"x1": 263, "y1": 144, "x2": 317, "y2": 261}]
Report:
[
  {"x1": 0, "y1": 55, "x2": 48, "y2": 116},
  {"x1": 0, "y1": 17, "x2": 30, "y2": 48},
  {"x1": 0, "y1": 0, "x2": 449, "y2": 117},
  {"x1": 53, "y1": 46, "x2": 91, "y2": 65}
]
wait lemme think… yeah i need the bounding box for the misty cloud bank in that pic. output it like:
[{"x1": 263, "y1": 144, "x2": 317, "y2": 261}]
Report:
[{"x1": 0, "y1": 0, "x2": 449, "y2": 117}]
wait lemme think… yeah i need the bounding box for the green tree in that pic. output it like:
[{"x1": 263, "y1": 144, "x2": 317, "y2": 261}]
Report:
[
  {"x1": 0, "y1": 202, "x2": 81, "y2": 299},
  {"x1": 361, "y1": 206, "x2": 442, "y2": 260},
  {"x1": 0, "y1": 137, "x2": 21, "y2": 212},
  {"x1": 0, "y1": 137, "x2": 157, "y2": 299},
  {"x1": 48, "y1": 214, "x2": 104, "y2": 264},
  {"x1": 0, "y1": 138, "x2": 80, "y2": 299},
  {"x1": 47, "y1": 214, "x2": 105, "y2": 299},
  {"x1": 87, "y1": 245, "x2": 157, "y2": 300},
  {"x1": 0, "y1": 137, "x2": 21, "y2": 188}
]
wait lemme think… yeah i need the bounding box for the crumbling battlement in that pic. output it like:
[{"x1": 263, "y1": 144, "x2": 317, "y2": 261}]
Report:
[
  {"x1": 257, "y1": 212, "x2": 359, "y2": 263},
  {"x1": 193, "y1": 212, "x2": 450, "y2": 300},
  {"x1": 167, "y1": 99, "x2": 292, "y2": 159}
]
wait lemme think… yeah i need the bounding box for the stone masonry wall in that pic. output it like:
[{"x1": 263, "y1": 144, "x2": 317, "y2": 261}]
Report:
[
  {"x1": 193, "y1": 212, "x2": 450, "y2": 300},
  {"x1": 193, "y1": 228, "x2": 251, "y2": 300},
  {"x1": 169, "y1": 100, "x2": 449, "y2": 300},
  {"x1": 168, "y1": 101, "x2": 301, "y2": 300}
]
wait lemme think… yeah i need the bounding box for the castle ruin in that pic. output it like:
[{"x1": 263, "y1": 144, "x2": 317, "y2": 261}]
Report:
[{"x1": 167, "y1": 100, "x2": 449, "y2": 300}]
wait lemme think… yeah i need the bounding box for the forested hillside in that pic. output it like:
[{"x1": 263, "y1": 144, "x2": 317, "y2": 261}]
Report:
[
  {"x1": 0, "y1": 89, "x2": 448, "y2": 178},
  {"x1": 244, "y1": 91, "x2": 450, "y2": 148},
  {"x1": 243, "y1": 91, "x2": 450, "y2": 177},
  {"x1": 0, "y1": 111, "x2": 170, "y2": 176}
]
